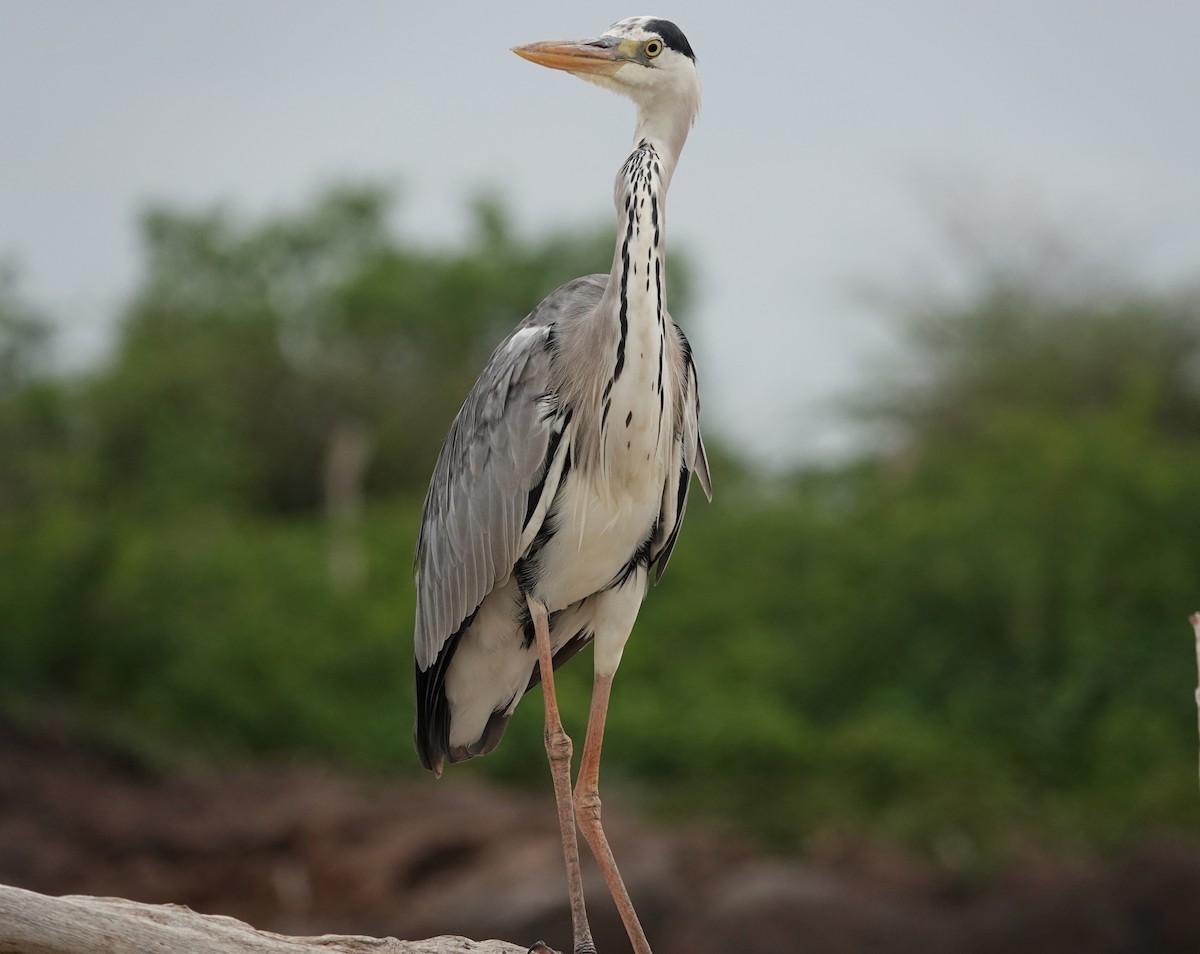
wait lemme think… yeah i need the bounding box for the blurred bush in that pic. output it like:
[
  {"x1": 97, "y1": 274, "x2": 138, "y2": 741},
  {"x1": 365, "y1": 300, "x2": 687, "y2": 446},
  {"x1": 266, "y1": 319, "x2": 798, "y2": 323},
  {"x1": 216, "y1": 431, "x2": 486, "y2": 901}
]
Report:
[{"x1": 2, "y1": 187, "x2": 1198, "y2": 861}]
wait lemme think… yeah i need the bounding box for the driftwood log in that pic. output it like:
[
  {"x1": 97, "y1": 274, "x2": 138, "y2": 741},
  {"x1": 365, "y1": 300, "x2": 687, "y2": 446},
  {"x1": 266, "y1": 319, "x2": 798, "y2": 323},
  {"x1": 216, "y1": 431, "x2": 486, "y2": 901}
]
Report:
[{"x1": 0, "y1": 883, "x2": 526, "y2": 954}]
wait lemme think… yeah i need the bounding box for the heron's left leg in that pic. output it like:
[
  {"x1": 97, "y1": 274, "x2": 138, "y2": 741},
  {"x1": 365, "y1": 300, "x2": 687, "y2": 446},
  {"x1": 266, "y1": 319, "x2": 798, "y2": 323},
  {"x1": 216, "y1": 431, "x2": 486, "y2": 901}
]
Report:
[{"x1": 574, "y1": 581, "x2": 653, "y2": 954}]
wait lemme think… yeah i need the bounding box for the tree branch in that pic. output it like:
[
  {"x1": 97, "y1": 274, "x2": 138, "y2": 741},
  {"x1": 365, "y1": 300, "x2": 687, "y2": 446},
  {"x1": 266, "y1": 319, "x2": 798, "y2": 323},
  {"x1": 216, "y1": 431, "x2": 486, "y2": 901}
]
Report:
[
  {"x1": 1192, "y1": 612, "x2": 1200, "y2": 792},
  {"x1": 0, "y1": 883, "x2": 526, "y2": 954}
]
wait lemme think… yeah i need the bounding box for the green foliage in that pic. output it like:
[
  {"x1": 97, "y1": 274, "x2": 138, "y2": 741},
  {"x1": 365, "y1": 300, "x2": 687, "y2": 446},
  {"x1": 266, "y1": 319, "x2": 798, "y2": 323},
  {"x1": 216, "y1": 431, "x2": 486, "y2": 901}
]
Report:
[
  {"x1": 857, "y1": 280, "x2": 1200, "y2": 447},
  {"x1": 0, "y1": 263, "x2": 70, "y2": 514},
  {"x1": 2, "y1": 188, "x2": 1199, "y2": 864},
  {"x1": 0, "y1": 261, "x2": 51, "y2": 397},
  {"x1": 90, "y1": 185, "x2": 629, "y2": 513}
]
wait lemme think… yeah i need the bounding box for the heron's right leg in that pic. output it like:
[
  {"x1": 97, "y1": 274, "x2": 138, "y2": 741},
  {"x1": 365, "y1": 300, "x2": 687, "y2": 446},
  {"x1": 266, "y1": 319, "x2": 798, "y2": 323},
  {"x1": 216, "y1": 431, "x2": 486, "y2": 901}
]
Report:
[
  {"x1": 527, "y1": 593, "x2": 595, "y2": 954},
  {"x1": 575, "y1": 671, "x2": 652, "y2": 954}
]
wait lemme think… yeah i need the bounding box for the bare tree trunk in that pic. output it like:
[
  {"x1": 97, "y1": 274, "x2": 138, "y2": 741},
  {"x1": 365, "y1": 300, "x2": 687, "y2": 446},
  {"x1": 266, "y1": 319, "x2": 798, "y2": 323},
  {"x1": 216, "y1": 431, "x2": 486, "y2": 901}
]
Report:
[
  {"x1": 0, "y1": 883, "x2": 525, "y2": 954},
  {"x1": 323, "y1": 417, "x2": 373, "y2": 592},
  {"x1": 1192, "y1": 613, "x2": 1200, "y2": 791}
]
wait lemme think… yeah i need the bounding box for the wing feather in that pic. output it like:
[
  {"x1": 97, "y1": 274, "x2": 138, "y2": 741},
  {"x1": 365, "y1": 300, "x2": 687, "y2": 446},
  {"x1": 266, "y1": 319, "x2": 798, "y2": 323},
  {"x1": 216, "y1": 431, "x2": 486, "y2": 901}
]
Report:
[
  {"x1": 414, "y1": 328, "x2": 551, "y2": 670},
  {"x1": 413, "y1": 276, "x2": 605, "y2": 671}
]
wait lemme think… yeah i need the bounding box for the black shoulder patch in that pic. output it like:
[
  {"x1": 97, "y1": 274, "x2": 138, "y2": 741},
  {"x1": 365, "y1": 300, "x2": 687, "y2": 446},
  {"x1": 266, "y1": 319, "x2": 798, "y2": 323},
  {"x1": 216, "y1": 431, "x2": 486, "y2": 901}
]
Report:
[{"x1": 644, "y1": 19, "x2": 695, "y2": 61}]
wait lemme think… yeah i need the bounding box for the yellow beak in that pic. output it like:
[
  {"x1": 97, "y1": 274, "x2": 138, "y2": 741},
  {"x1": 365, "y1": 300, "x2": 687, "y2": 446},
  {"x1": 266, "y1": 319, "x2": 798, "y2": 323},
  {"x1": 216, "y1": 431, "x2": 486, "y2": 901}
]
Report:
[{"x1": 511, "y1": 38, "x2": 625, "y2": 77}]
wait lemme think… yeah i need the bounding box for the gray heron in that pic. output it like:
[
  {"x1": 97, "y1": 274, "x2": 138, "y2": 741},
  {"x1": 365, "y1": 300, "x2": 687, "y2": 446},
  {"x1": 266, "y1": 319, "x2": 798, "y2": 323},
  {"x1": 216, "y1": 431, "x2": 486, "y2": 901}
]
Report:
[{"x1": 413, "y1": 16, "x2": 710, "y2": 954}]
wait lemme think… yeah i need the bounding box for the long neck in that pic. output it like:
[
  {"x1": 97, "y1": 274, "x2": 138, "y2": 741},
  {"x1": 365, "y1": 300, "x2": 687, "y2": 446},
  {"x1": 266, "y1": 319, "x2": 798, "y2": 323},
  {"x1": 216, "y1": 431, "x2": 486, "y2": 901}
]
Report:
[
  {"x1": 554, "y1": 138, "x2": 668, "y2": 485},
  {"x1": 604, "y1": 103, "x2": 690, "y2": 319},
  {"x1": 607, "y1": 135, "x2": 668, "y2": 359},
  {"x1": 630, "y1": 98, "x2": 690, "y2": 192},
  {"x1": 551, "y1": 115, "x2": 689, "y2": 485}
]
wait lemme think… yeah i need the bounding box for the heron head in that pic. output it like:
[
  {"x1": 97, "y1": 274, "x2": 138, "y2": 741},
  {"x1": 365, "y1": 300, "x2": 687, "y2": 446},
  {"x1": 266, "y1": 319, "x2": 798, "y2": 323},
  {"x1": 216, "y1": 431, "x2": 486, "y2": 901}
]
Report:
[{"x1": 513, "y1": 17, "x2": 700, "y2": 125}]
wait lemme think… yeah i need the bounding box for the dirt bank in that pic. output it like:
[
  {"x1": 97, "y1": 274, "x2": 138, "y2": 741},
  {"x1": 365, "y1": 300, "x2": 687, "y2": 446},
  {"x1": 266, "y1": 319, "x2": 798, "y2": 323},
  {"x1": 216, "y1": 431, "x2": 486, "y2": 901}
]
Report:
[{"x1": 1, "y1": 717, "x2": 1197, "y2": 953}]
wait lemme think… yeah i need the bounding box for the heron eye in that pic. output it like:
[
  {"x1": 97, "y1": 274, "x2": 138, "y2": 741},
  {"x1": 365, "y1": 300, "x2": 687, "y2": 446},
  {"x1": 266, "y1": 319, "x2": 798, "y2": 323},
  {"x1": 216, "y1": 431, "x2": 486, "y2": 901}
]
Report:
[{"x1": 644, "y1": 39, "x2": 663, "y2": 58}]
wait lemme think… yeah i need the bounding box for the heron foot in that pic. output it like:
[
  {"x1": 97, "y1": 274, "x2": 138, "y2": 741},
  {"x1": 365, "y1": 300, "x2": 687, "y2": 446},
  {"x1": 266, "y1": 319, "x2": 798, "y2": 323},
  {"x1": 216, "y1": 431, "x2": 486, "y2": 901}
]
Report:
[{"x1": 526, "y1": 941, "x2": 599, "y2": 954}]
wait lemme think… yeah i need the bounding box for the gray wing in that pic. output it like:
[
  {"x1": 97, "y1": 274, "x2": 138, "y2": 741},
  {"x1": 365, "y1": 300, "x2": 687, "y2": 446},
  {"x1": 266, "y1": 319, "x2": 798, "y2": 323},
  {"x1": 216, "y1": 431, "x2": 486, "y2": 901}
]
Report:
[{"x1": 413, "y1": 275, "x2": 606, "y2": 671}]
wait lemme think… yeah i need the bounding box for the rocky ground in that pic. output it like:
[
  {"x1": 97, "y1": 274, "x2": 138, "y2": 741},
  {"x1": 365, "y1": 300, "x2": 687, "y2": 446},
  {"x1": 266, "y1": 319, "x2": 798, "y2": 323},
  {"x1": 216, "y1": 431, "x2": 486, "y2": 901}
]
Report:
[{"x1": 2, "y1": 717, "x2": 1199, "y2": 954}]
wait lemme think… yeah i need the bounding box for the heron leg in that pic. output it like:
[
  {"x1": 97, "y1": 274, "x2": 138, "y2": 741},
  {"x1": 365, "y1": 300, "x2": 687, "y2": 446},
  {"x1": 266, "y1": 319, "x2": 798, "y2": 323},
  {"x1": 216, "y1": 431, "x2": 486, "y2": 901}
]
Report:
[
  {"x1": 575, "y1": 671, "x2": 652, "y2": 954},
  {"x1": 527, "y1": 593, "x2": 595, "y2": 954}
]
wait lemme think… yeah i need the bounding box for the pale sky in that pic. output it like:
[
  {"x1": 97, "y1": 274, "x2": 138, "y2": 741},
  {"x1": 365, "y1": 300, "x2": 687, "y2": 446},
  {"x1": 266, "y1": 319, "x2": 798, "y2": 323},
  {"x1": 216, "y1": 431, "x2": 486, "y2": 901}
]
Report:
[{"x1": 3, "y1": 2, "x2": 1199, "y2": 464}]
